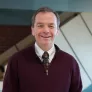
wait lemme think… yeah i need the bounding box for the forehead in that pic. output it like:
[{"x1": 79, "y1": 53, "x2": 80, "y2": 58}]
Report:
[{"x1": 35, "y1": 12, "x2": 57, "y2": 24}]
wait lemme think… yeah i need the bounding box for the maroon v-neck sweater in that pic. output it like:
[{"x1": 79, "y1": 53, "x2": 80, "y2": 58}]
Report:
[{"x1": 2, "y1": 44, "x2": 82, "y2": 92}]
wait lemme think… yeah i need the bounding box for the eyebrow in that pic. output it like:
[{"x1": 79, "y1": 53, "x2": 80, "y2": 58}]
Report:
[
  {"x1": 36, "y1": 22, "x2": 55, "y2": 25},
  {"x1": 36, "y1": 23, "x2": 43, "y2": 25}
]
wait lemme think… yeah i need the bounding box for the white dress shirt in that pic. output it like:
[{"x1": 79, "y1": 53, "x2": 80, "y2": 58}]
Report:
[{"x1": 35, "y1": 43, "x2": 56, "y2": 63}]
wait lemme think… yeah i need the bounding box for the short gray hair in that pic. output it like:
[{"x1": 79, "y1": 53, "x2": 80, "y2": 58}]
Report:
[{"x1": 31, "y1": 7, "x2": 60, "y2": 29}]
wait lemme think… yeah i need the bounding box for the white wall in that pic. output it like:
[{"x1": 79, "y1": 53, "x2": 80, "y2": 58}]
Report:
[{"x1": 81, "y1": 12, "x2": 92, "y2": 34}]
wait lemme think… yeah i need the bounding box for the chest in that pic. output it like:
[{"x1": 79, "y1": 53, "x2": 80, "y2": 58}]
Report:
[{"x1": 18, "y1": 58, "x2": 72, "y2": 91}]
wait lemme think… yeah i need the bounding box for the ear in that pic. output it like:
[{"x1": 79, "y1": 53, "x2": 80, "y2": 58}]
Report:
[
  {"x1": 31, "y1": 27, "x2": 35, "y2": 36},
  {"x1": 56, "y1": 29, "x2": 60, "y2": 36}
]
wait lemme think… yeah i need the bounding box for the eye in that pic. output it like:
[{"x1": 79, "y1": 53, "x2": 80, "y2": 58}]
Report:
[
  {"x1": 49, "y1": 25, "x2": 54, "y2": 29},
  {"x1": 37, "y1": 24, "x2": 44, "y2": 28}
]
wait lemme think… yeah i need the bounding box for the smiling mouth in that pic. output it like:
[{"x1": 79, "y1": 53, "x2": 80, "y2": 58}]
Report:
[{"x1": 40, "y1": 35, "x2": 51, "y2": 38}]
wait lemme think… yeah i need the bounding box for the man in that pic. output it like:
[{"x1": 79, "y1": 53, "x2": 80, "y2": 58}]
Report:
[{"x1": 2, "y1": 7, "x2": 82, "y2": 92}]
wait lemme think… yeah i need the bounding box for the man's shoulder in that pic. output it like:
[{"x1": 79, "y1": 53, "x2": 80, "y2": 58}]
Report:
[
  {"x1": 10, "y1": 44, "x2": 35, "y2": 60},
  {"x1": 55, "y1": 44, "x2": 77, "y2": 64},
  {"x1": 58, "y1": 49, "x2": 79, "y2": 70},
  {"x1": 59, "y1": 49, "x2": 75, "y2": 60},
  {"x1": 19, "y1": 44, "x2": 35, "y2": 54},
  {"x1": 55, "y1": 44, "x2": 74, "y2": 59}
]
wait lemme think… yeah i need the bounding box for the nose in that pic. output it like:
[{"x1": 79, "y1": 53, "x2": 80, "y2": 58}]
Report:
[{"x1": 43, "y1": 26, "x2": 50, "y2": 33}]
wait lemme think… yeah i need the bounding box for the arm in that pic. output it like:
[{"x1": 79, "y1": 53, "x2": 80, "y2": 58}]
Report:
[
  {"x1": 69, "y1": 58, "x2": 82, "y2": 92},
  {"x1": 2, "y1": 54, "x2": 19, "y2": 92}
]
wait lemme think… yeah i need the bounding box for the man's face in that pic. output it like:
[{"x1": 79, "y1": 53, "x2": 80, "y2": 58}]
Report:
[{"x1": 32, "y1": 12, "x2": 59, "y2": 47}]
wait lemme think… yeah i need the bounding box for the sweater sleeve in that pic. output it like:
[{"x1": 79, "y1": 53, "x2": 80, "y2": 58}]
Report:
[
  {"x1": 2, "y1": 54, "x2": 19, "y2": 92},
  {"x1": 69, "y1": 58, "x2": 82, "y2": 92}
]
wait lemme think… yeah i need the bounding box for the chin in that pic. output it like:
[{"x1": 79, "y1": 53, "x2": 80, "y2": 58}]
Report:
[{"x1": 42, "y1": 42, "x2": 51, "y2": 46}]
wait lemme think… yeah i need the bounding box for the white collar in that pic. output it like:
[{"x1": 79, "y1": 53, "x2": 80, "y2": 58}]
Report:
[{"x1": 35, "y1": 42, "x2": 55, "y2": 62}]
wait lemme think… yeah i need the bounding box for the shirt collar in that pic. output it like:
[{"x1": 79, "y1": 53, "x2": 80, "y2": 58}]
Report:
[{"x1": 35, "y1": 42, "x2": 55, "y2": 58}]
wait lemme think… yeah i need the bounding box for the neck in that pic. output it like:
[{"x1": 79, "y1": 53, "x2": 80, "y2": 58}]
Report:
[{"x1": 36, "y1": 42, "x2": 53, "y2": 51}]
